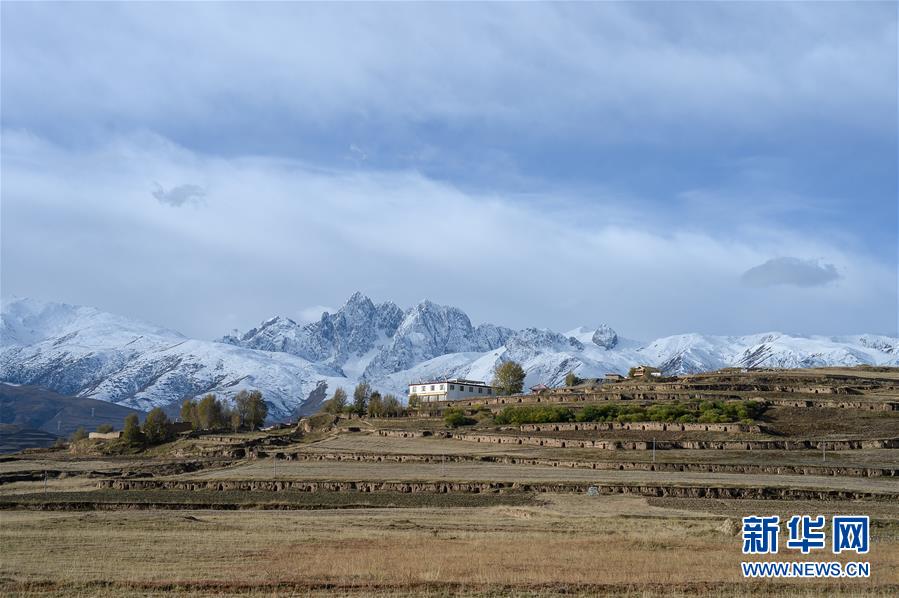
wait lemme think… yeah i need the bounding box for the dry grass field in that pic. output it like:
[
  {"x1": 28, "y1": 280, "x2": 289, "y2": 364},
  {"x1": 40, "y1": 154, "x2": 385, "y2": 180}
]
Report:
[
  {"x1": 1, "y1": 367, "x2": 897, "y2": 596},
  {"x1": 1, "y1": 495, "x2": 897, "y2": 597}
]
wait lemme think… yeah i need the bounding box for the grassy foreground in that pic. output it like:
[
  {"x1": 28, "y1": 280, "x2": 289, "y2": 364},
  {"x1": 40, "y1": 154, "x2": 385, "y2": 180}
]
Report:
[{"x1": 1, "y1": 495, "x2": 897, "y2": 597}]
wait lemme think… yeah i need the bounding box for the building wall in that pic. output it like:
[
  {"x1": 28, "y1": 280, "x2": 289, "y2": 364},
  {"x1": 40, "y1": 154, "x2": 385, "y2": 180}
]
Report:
[{"x1": 410, "y1": 381, "x2": 494, "y2": 403}]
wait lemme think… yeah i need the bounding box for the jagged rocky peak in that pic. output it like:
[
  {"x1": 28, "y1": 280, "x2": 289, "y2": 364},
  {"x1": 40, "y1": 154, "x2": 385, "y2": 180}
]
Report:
[
  {"x1": 504, "y1": 328, "x2": 584, "y2": 362},
  {"x1": 361, "y1": 299, "x2": 514, "y2": 379},
  {"x1": 591, "y1": 324, "x2": 618, "y2": 349},
  {"x1": 219, "y1": 291, "x2": 405, "y2": 366}
]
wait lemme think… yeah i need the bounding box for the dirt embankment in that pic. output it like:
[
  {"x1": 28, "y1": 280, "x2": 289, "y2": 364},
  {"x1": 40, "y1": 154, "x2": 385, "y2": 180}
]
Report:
[
  {"x1": 284, "y1": 451, "x2": 897, "y2": 477},
  {"x1": 452, "y1": 432, "x2": 899, "y2": 451},
  {"x1": 95, "y1": 477, "x2": 899, "y2": 502}
]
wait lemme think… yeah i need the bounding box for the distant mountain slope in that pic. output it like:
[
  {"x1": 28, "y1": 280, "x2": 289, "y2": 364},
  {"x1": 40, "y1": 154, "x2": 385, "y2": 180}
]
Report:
[
  {"x1": 0, "y1": 382, "x2": 142, "y2": 437},
  {"x1": 2, "y1": 295, "x2": 896, "y2": 420}
]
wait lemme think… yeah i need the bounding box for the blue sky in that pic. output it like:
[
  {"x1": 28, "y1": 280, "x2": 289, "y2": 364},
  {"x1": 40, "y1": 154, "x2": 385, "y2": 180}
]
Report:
[{"x1": 1, "y1": 2, "x2": 896, "y2": 340}]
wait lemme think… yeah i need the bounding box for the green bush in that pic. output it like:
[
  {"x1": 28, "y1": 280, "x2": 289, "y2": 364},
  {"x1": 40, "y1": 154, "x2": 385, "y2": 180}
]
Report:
[
  {"x1": 70, "y1": 427, "x2": 88, "y2": 442},
  {"x1": 494, "y1": 405, "x2": 574, "y2": 425},
  {"x1": 497, "y1": 399, "x2": 765, "y2": 425},
  {"x1": 444, "y1": 408, "x2": 475, "y2": 428}
]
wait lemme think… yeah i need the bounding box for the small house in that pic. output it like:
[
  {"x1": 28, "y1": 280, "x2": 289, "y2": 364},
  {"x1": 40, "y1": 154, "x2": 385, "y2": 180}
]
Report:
[{"x1": 630, "y1": 365, "x2": 662, "y2": 379}]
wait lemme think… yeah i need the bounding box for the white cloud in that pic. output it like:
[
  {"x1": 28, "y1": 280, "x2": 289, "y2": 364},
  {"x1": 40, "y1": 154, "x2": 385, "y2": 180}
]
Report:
[{"x1": 1, "y1": 131, "x2": 894, "y2": 340}]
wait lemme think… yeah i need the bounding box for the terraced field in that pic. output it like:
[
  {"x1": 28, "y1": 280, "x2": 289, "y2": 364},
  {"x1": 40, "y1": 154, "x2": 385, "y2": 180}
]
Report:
[{"x1": 1, "y1": 366, "x2": 897, "y2": 596}]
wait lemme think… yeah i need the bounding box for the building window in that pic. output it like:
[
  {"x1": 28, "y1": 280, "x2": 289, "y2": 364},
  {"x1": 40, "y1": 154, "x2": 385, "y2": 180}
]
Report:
[
  {"x1": 430, "y1": 385, "x2": 435, "y2": 391},
  {"x1": 440, "y1": 384, "x2": 445, "y2": 390},
  {"x1": 487, "y1": 389, "x2": 492, "y2": 395},
  {"x1": 449, "y1": 384, "x2": 455, "y2": 390},
  {"x1": 478, "y1": 388, "x2": 483, "y2": 393}
]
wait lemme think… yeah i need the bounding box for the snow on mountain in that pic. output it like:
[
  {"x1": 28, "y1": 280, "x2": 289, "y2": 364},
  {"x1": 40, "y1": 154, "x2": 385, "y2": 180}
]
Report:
[
  {"x1": 361, "y1": 300, "x2": 514, "y2": 380},
  {"x1": 0, "y1": 298, "x2": 347, "y2": 420},
  {"x1": 1, "y1": 294, "x2": 896, "y2": 420}
]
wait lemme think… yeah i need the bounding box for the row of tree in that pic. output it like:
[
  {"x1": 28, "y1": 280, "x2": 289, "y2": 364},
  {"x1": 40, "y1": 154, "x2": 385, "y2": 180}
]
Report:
[
  {"x1": 320, "y1": 382, "x2": 404, "y2": 417},
  {"x1": 180, "y1": 390, "x2": 268, "y2": 432}
]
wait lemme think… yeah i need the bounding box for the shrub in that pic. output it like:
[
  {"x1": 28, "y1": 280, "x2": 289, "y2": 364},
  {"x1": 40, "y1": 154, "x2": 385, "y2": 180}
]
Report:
[
  {"x1": 564, "y1": 371, "x2": 583, "y2": 387},
  {"x1": 444, "y1": 408, "x2": 475, "y2": 428},
  {"x1": 70, "y1": 427, "x2": 88, "y2": 442},
  {"x1": 494, "y1": 405, "x2": 574, "y2": 425},
  {"x1": 95, "y1": 424, "x2": 114, "y2": 434}
]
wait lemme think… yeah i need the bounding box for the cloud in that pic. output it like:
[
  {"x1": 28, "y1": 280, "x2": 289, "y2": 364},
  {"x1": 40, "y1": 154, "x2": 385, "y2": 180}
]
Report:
[
  {"x1": 151, "y1": 182, "x2": 205, "y2": 207},
  {"x1": 741, "y1": 257, "x2": 841, "y2": 288},
  {"x1": 1, "y1": 132, "x2": 894, "y2": 340}
]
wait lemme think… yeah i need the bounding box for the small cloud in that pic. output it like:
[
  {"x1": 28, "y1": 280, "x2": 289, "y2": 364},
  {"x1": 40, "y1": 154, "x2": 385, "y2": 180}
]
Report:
[
  {"x1": 348, "y1": 144, "x2": 368, "y2": 162},
  {"x1": 152, "y1": 182, "x2": 206, "y2": 207},
  {"x1": 741, "y1": 257, "x2": 841, "y2": 288}
]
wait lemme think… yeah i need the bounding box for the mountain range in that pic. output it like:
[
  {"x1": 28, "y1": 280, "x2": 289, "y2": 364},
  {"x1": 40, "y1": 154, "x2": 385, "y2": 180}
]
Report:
[{"x1": 1, "y1": 293, "x2": 896, "y2": 421}]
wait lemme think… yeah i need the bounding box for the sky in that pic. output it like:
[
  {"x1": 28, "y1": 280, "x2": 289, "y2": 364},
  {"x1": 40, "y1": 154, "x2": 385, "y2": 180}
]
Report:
[{"x1": 1, "y1": 2, "x2": 896, "y2": 341}]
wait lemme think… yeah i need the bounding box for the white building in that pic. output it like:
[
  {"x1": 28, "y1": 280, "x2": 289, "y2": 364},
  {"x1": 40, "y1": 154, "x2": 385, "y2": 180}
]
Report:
[{"x1": 408, "y1": 378, "x2": 494, "y2": 403}]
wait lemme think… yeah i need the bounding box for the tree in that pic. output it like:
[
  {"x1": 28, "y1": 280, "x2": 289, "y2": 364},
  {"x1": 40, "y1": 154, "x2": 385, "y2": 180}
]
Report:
[
  {"x1": 407, "y1": 393, "x2": 421, "y2": 412},
  {"x1": 180, "y1": 398, "x2": 200, "y2": 429},
  {"x1": 322, "y1": 388, "x2": 348, "y2": 414},
  {"x1": 352, "y1": 382, "x2": 370, "y2": 416},
  {"x1": 367, "y1": 391, "x2": 384, "y2": 418},
  {"x1": 197, "y1": 394, "x2": 224, "y2": 430},
  {"x1": 565, "y1": 371, "x2": 583, "y2": 387},
  {"x1": 122, "y1": 413, "x2": 143, "y2": 444},
  {"x1": 70, "y1": 427, "x2": 88, "y2": 442},
  {"x1": 95, "y1": 424, "x2": 114, "y2": 434},
  {"x1": 383, "y1": 394, "x2": 403, "y2": 417},
  {"x1": 235, "y1": 390, "x2": 268, "y2": 430},
  {"x1": 492, "y1": 361, "x2": 526, "y2": 396},
  {"x1": 230, "y1": 410, "x2": 242, "y2": 433},
  {"x1": 142, "y1": 407, "x2": 172, "y2": 444}
]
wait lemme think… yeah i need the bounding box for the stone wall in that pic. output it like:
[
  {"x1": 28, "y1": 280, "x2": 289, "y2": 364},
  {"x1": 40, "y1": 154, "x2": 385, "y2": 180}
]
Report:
[
  {"x1": 452, "y1": 432, "x2": 899, "y2": 451},
  {"x1": 282, "y1": 451, "x2": 896, "y2": 478},
  {"x1": 518, "y1": 422, "x2": 759, "y2": 433},
  {"x1": 95, "y1": 478, "x2": 898, "y2": 502}
]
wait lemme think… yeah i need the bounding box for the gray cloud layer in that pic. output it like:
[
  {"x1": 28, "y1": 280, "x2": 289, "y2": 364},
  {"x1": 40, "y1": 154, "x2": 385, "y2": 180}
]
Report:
[
  {"x1": 741, "y1": 257, "x2": 841, "y2": 288},
  {"x1": 152, "y1": 183, "x2": 205, "y2": 207}
]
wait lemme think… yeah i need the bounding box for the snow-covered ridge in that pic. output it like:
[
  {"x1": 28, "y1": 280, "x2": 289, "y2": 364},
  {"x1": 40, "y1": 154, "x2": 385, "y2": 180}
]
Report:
[{"x1": 2, "y1": 294, "x2": 896, "y2": 420}]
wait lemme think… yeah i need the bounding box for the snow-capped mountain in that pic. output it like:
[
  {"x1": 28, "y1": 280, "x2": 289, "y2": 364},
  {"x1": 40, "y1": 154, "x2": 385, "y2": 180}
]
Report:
[
  {"x1": 1, "y1": 294, "x2": 896, "y2": 421},
  {"x1": 0, "y1": 298, "x2": 348, "y2": 420}
]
